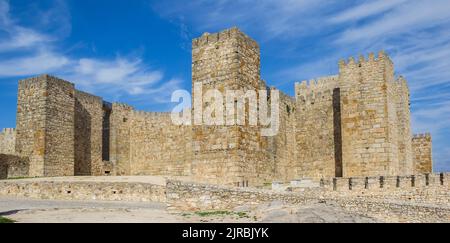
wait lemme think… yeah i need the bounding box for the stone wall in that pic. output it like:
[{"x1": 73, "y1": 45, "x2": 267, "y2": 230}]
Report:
[
  {"x1": 395, "y1": 77, "x2": 414, "y2": 175},
  {"x1": 7, "y1": 28, "x2": 432, "y2": 184},
  {"x1": 167, "y1": 173, "x2": 449, "y2": 211},
  {"x1": 16, "y1": 75, "x2": 108, "y2": 178},
  {"x1": 0, "y1": 154, "x2": 29, "y2": 179},
  {"x1": 166, "y1": 175, "x2": 450, "y2": 222},
  {"x1": 412, "y1": 133, "x2": 433, "y2": 173},
  {"x1": 129, "y1": 111, "x2": 191, "y2": 176},
  {"x1": 0, "y1": 128, "x2": 15, "y2": 155},
  {"x1": 109, "y1": 104, "x2": 192, "y2": 177},
  {"x1": 0, "y1": 178, "x2": 165, "y2": 202},
  {"x1": 295, "y1": 76, "x2": 339, "y2": 179},
  {"x1": 42, "y1": 76, "x2": 75, "y2": 176},
  {"x1": 319, "y1": 173, "x2": 449, "y2": 205},
  {"x1": 74, "y1": 90, "x2": 104, "y2": 176},
  {"x1": 270, "y1": 89, "x2": 297, "y2": 182},
  {"x1": 109, "y1": 103, "x2": 133, "y2": 175}
]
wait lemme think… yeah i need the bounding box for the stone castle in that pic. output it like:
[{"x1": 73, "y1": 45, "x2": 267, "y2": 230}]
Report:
[{"x1": 0, "y1": 27, "x2": 433, "y2": 186}]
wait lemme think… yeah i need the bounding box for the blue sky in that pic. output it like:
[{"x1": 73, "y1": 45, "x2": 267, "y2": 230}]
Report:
[{"x1": 1, "y1": 0, "x2": 449, "y2": 172}]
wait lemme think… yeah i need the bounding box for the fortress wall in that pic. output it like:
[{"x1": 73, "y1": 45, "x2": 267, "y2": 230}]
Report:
[
  {"x1": 6, "y1": 28, "x2": 432, "y2": 183},
  {"x1": 386, "y1": 69, "x2": 400, "y2": 175},
  {"x1": 294, "y1": 77, "x2": 339, "y2": 179},
  {"x1": 109, "y1": 103, "x2": 133, "y2": 175},
  {"x1": 339, "y1": 53, "x2": 400, "y2": 177},
  {"x1": 394, "y1": 77, "x2": 414, "y2": 175},
  {"x1": 16, "y1": 76, "x2": 48, "y2": 177},
  {"x1": 43, "y1": 76, "x2": 75, "y2": 176},
  {"x1": 412, "y1": 133, "x2": 433, "y2": 173},
  {"x1": 269, "y1": 90, "x2": 297, "y2": 182},
  {"x1": 128, "y1": 111, "x2": 192, "y2": 176},
  {"x1": 0, "y1": 128, "x2": 16, "y2": 155},
  {"x1": 74, "y1": 90, "x2": 104, "y2": 176}
]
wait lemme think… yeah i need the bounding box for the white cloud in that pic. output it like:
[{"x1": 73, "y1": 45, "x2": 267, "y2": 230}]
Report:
[
  {"x1": 329, "y1": 0, "x2": 407, "y2": 23},
  {"x1": 0, "y1": 51, "x2": 69, "y2": 76},
  {"x1": 153, "y1": 0, "x2": 330, "y2": 40},
  {"x1": 0, "y1": 0, "x2": 181, "y2": 106},
  {"x1": 64, "y1": 57, "x2": 168, "y2": 98},
  {"x1": 336, "y1": 0, "x2": 450, "y2": 43}
]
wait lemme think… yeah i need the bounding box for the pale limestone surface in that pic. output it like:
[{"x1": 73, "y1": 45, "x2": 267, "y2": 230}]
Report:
[{"x1": 0, "y1": 196, "x2": 377, "y2": 223}]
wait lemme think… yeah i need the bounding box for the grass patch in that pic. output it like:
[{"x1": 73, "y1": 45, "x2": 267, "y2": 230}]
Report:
[
  {"x1": 0, "y1": 216, "x2": 15, "y2": 223},
  {"x1": 193, "y1": 211, "x2": 250, "y2": 218},
  {"x1": 7, "y1": 177, "x2": 29, "y2": 180}
]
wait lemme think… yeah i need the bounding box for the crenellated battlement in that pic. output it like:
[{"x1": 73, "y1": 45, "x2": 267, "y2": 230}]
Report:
[
  {"x1": 338, "y1": 51, "x2": 393, "y2": 68},
  {"x1": 320, "y1": 172, "x2": 449, "y2": 193},
  {"x1": 192, "y1": 27, "x2": 259, "y2": 50},
  {"x1": 295, "y1": 76, "x2": 338, "y2": 104},
  {"x1": 112, "y1": 102, "x2": 134, "y2": 110},
  {"x1": 1, "y1": 128, "x2": 15, "y2": 135},
  {"x1": 413, "y1": 133, "x2": 432, "y2": 139},
  {"x1": 131, "y1": 110, "x2": 172, "y2": 119}
]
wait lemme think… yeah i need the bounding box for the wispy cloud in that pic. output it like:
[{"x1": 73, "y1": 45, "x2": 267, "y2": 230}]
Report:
[
  {"x1": 329, "y1": 0, "x2": 408, "y2": 24},
  {"x1": 0, "y1": 0, "x2": 181, "y2": 106},
  {"x1": 335, "y1": 0, "x2": 450, "y2": 43},
  {"x1": 153, "y1": 0, "x2": 335, "y2": 40}
]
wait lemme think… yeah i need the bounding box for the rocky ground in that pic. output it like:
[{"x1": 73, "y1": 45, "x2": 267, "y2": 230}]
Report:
[{"x1": 0, "y1": 196, "x2": 378, "y2": 223}]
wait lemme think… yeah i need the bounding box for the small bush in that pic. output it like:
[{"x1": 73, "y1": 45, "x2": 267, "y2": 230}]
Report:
[{"x1": 0, "y1": 216, "x2": 15, "y2": 223}]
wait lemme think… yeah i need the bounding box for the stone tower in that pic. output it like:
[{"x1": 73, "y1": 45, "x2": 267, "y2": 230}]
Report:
[
  {"x1": 191, "y1": 27, "x2": 269, "y2": 186},
  {"x1": 16, "y1": 75, "x2": 75, "y2": 177},
  {"x1": 15, "y1": 75, "x2": 105, "y2": 177},
  {"x1": 339, "y1": 52, "x2": 401, "y2": 177}
]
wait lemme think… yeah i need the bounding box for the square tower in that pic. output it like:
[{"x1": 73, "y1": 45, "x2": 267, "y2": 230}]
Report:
[
  {"x1": 191, "y1": 27, "x2": 269, "y2": 186},
  {"x1": 338, "y1": 52, "x2": 401, "y2": 177},
  {"x1": 16, "y1": 75, "x2": 75, "y2": 177}
]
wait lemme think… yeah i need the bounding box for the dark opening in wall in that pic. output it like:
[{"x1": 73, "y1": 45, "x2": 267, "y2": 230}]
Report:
[
  {"x1": 333, "y1": 88, "x2": 343, "y2": 177},
  {"x1": 102, "y1": 102, "x2": 112, "y2": 161}
]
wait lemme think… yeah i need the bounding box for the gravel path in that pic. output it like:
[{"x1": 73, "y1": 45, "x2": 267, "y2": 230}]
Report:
[{"x1": 0, "y1": 196, "x2": 179, "y2": 223}]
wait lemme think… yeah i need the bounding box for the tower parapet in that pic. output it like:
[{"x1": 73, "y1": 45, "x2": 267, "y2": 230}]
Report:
[
  {"x1": 192, "y1": 27, "x2": 259, "y2": 50},
  {"x1": 338, "y1": 51, "x2": 393, "y2": 69},
  {"x1": 295, "y1": 76, "x2": 338, "y2": 106}
]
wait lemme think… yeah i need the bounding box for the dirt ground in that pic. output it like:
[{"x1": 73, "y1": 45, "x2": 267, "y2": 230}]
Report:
[{"x1": 0, "y1": 196, "x2": 378, "y2": 223}]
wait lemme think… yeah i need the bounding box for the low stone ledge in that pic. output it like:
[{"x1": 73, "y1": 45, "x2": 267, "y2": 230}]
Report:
[{"x1": 0, "y1": 179, "x2": 166, "y2": 203}]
